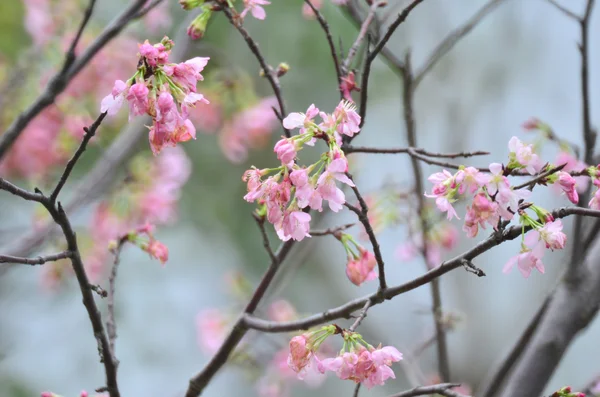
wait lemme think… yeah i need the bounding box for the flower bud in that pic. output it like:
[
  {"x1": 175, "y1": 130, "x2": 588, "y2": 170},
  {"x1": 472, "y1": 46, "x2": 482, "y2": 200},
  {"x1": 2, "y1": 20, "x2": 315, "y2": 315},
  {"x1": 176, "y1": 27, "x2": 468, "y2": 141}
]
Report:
[
  {"x1": 187, "y1": 6, "x2": 213, "y2": 40},
  {"x1": 276, "y1": 62, "x2": 290, "y2": 77}
]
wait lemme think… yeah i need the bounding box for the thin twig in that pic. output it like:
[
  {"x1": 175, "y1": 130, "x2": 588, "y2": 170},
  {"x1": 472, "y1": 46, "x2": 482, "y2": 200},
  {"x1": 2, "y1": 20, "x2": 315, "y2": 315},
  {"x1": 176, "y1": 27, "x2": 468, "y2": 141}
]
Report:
[
  {"x1": 512, "y1": 163, "x2": 566, "y2": 190},
  {"x1": 253, "y1": 214, "x2": 277, "y2": 263},
  {"x1": 59, "y1": 0, "x2": 97, "y2": 76},
  {"x1": 387, "y1": 383, "x2": 468, "y2": 397},
  {"x1": 50, "y1": 112, "x2": 107, "y2": 202},
  {"x1": 353, "y1": 383, "x2": 362, "y2": 397},
  {"x1": 368, "y1": 0, "x2": 425, "y2": 63},
  {"x1": 0, "y1": 251, "x2": 72, "y2": 265},
  {"x1": 184, "y1": 241, "x2": 296, "y2": 397},
  {"x1": 0, "y1": 178, "x2": 45, "y2": 202},
  {"x1": 344, "y1": 145, "x2": 489, "y2": 158},
  {"x1": 342, "y1": 1, "x2": 383, "y2": 73},
  {"x1": 221, "y1": 6, "x2": 290, "y2": 138},
  {"x1": 133, "y1": 0, "x2": 165, "y2": 18},
  {"x1": 348, "y1": 299, "x2": 373, "y2": 332},
  {"x1": 545, "y1": 0, "x2": 581, "y2": 21},
  {"x1": 310, "y1": 223, "x2": 355, "y2": 237},
  {"x1": 0, "y1": 0, "x2": 147, "y2": 160},
  {"x1": 304, "y1": 0, "x2": 342, "y2": 94},
  {"x1": 344, "y1": 179, "x2": 388, "y2": 290},
  {"x1": 358, "y1": 35, "x2": 372, "y2": 127},
  {"x1": 413, "y1": 0, "x2": 507, "y2": 88}
]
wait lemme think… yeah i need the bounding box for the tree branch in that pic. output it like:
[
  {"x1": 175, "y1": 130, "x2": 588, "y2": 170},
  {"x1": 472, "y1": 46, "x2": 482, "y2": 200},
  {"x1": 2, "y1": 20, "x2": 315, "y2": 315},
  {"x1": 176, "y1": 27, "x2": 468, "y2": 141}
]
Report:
[
  {"x1": 107, "y1": 240, "x2": 126, "y2": 363},
  {"x1": 0, "y1": 251, "x2": 72, "y2": 265},
  {"x1": 0, "y1": 0, "x2": 148, "y2": 160},
  {"x1": 388, "y1": 383, "x2": 468, "y2": 397},
  {"x1": 341, "y1": 0, "x2": 383, "y2": 74},
  {"x1": 50, "y1": 112, "x2": 107, "y2": 202},
  {"x1": 343, "y1": 145, "x2": 489, "y2": 158},
  {"x1": 242, "y1": 207, "x2": 600, "y2": 334}
]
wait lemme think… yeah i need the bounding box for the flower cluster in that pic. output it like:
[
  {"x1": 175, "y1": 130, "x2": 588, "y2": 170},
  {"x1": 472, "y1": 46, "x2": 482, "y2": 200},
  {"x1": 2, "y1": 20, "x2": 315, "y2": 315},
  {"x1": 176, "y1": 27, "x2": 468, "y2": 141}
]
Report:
[
  {"x1": 287, "y1": 326, "x2": 403, "y2": 389},
  {"x1": 396, "y1": 219, "x2": 458, "y2": 268},
  {"x1": 101, "y1": 37, "x2": 209, "y2": 154},
  {"x1": 425, "y1": 136, "x2": 579, "y2": 278},
  {"x1": 243, "y1": 101, "x2": 360, "y2": 241}
]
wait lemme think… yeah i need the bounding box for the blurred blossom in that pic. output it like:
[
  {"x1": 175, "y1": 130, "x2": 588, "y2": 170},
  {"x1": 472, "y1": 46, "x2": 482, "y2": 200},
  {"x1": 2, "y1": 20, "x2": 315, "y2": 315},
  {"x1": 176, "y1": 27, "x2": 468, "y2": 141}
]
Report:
[
  {"x1": 267, "y1": 300, "x2": 298, "y2": 322},
  {"x1": 196, "y1": 309, "x2": 231, "y2": 354}
]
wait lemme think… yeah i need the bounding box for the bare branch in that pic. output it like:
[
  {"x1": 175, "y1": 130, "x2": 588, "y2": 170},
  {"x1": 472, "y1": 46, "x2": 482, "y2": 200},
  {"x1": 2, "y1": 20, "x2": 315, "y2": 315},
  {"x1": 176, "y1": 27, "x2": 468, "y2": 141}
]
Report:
[
  {"x1": 221, "y1": 6, "x2": 290, "y2": 138},
  {"x1": 253, "y1": 214, "x2": 277, "y2": 263},
  {"x1": 50, "y1": 112, "x2": 107, "y2": 202},
  {"x1": 368, "y1": 0, "x2": 425, "y2": 63},
  {"x1": 342, "y1": 1, "x2": 383, "y2": 73},
  {"x1": 0, "y1": 0, "x2": 148, "y2": 160},
  {"x1": 0, "y1": 251, "x2": 72, "y2": 265},
  {"x1": 545, "y1": 0, "x2": 581, "y2": 21},
  {"x1": 0, "y1": 178, "x2": 45, "y2": 202},
  {"x1": 388, "y1": 383, "x2": 468, "y2": 397},
  {"x1": 311, "y1": 223, "x2": 355, "y2": 237},
  {"x1": 344, "y1": 145, "x2": 489, "y2": 158},
  {"x1": 353, "y1": 383, "x2": 362, "y2": 397},
  {"x1": 348, "y1": 299, "x2": 372, "y2": 332},
  {"x1": 413, "y1": 0, "x2": 507, "y2": 88}
]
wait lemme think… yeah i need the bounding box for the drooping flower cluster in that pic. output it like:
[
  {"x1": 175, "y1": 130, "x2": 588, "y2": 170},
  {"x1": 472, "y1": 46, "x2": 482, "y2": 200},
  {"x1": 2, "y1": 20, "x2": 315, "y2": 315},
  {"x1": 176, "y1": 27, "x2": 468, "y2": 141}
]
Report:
[
  {"x1": 101, "y1": 37, "x2": 210, "y2": 154},
  {"x1": 243, "y1": 101, "x2": 360, "y2": 241},
  {"x1": 287, "y1": 326, "x2": 403, "y2": 389},
  {"x1": 425, "y1": 136, "x2": 581, "y2": 278}
]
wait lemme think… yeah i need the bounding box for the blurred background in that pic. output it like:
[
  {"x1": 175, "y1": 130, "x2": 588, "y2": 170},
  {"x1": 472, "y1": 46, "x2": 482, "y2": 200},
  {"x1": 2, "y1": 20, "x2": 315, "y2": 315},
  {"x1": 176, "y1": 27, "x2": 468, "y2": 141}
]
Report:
[{"x1": 0, "y1": 0, "x2": 599, "y2": 396}]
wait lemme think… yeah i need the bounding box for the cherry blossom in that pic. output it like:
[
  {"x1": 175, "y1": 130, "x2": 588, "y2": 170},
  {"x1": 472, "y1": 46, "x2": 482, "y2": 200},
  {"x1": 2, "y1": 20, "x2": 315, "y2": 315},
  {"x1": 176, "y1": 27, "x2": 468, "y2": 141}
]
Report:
[
  {"x1": 241, "y1": 0, "x2": 271, "y2": 20},
  {"x1": 503, "y1": 231, "x2": 546, "y2": 278},
  {"x1": 317, "y1": 158, "x2": 355, "y2": 212},
  {"x1": 507, "y1": 136, "x2": 542, "y2": 175},
  {"x1": 345, "y1": 248, "x2": 378, "y2": 286}
]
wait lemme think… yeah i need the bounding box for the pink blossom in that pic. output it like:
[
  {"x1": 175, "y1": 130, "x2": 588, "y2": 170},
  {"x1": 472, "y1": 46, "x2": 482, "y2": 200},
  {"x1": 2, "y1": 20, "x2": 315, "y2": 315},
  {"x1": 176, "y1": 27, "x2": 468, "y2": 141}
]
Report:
[
  {"x1": 241, "y1": 0, "x2": 271, "y2": 20},
  {"x1": 345, "y1": 249, "x2": 378, "y2": 286},
  {"x1": 333, "y1": 100, "x2": 361, "y2": 137},
  {"x1": 23, "y1": 0, "x2": 54, "y2": 46},
  {"x1": 321, "y1": 352, "x2": 358, "y2": 380},
  {"x1": 538, "y1": 220, "x2": 566, "y2": 250},
  {"x1": 274, "y1": 138, "x2": 297, "y2": 166},
  {"x1": 126, "y1": 82, "x2": 149, "y2": 119},
  {"x1": 435, "y1": 197, "x2": 459, "y2": 220},
  {"x1": 138, "y1": 40, "x2": 170, "y2": 66},
  {"x1": 556, "y1": 171, "x2": 579, "y2": 204},
  {"x1": 556, "y1": 151, "x2": 589, "y2": 192},
  {"x1": 280, "y1": 211, "x2": 312, "y2": 241},
  {"x1": 317, "y1": 158, "x2": 355, "y2": 212},
  {"x1": 508, "y1": 136, "x2": 542, "y2": 174},
  {"x1": 143, "y1": 239, "x2": 169, "y2": 264},
  {"x1": 590, "y1": 188, "x2": 600, "y2": 210},
  {"x1": 101, "y1": 80, "x2": 128, "y2": 115},
  {"x1": 331, "y1": 0, "x2": 348, "y2": 4},
  {"x1": 288, "y1": 334, "x2": 312, "y2": 373},
  {"x1": 503, "y1": 231, "x2": 545, "y2": 278},
  {"x1": 463, "y1": 193, "x2": 500, "y2": 237},
  {"x1": 458, "y1": 166, "x2": 489, "y2": 195},
  {"x1": 196, "y1": 309, "x2": 229, "y2": 354},
  {"x1": 340, "y1": 72, "x2": 360, "y2": 102},
  {"x1": 283, "y1": 104, "x2": 320, "y2": 134},
  {"x1": 163, "y1": 57, "x2": 210, "y2": 93}
]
